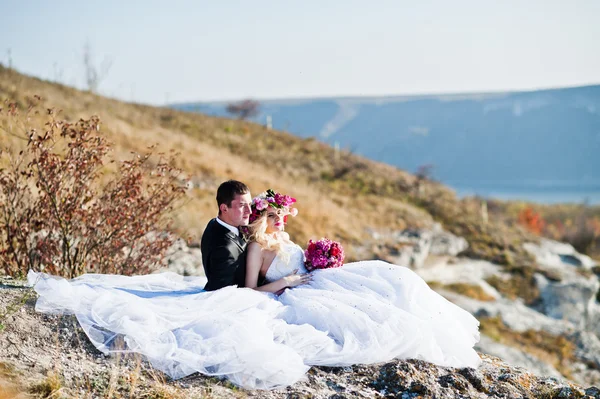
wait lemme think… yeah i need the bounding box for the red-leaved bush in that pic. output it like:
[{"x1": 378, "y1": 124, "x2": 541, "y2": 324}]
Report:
[
  {"x1": 518, "y1": 206, "x2": 545, "y2": 235},
  {"x1": 0, "y1": 98, "x2": 187, "y2": 278}
]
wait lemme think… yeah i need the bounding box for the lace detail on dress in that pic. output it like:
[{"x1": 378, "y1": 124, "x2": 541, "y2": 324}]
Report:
[{"x1": 264, "y1": 243, "x2": 308, "y2": 282}]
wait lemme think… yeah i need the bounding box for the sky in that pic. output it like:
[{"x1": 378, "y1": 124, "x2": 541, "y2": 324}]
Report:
[{"x1": 1, "y1": 0, "x2": 599, "y2": 105}]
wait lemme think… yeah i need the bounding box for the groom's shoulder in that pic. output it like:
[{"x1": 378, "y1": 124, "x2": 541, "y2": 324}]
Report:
[
  {"x1": 203, "y1": 218, "x2": 217, "y2": 229},
  {"x1": 202, "y1": 218, "x2": 218, "y2": 236},
  {"x1": 201, "y1": 218, "x2": 226, "y2": 244}
]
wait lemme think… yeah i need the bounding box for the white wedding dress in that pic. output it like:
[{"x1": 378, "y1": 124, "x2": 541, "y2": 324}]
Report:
[{"x1": 28, "y1": 243, "x2": 481, "y2": 389}]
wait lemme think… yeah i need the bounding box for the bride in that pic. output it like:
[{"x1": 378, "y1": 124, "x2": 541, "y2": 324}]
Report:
[
  {"x1": 243, "y1": 190, "x2": 481, "y2": 368},
  {"x1": 28, "y1": 189, "x2": 481, "y2": 390}
]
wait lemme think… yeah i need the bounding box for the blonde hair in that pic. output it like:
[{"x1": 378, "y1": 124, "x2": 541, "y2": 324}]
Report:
[{"x1": 246, "y1": 213, "x2": 290, "y2": 262}]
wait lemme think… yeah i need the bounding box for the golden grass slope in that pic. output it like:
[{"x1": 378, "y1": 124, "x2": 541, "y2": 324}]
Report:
[{"x1": 0, "y1": 64, "x2": 534, "y2": 264}]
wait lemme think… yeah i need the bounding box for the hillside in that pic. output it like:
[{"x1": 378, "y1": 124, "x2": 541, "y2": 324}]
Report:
[
  {"x1": 0, "y1": 64, "x2": 535, "y2": 266},
  {"x1": 3, "y1": 65, "x2": 600, "y2": 397},
  {"x1": 177, "y1": 85, "x2": 600, "y2": 199}
]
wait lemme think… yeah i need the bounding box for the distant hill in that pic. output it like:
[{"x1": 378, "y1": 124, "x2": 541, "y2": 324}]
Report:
[{"x1": 174, "y1": 86, "x2": 600, "y2": 197}]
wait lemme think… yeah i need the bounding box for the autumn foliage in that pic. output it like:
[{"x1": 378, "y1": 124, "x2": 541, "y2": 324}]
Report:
[
  {"x1": 0, "y1": 98, "x2": 186, "y2": 278},
  {"x1": 517, "y1": 204, "x2": 600, "y2": 255},
  {"x1": 518, "y1": 206, "x2": 545, "y2": 235},
  {"x1": 546, "y1": 216, "x2": 600, "y2": 255}
]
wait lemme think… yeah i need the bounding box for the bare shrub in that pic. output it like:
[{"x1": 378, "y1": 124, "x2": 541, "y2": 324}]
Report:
[
  {"x1": 0, "y1": 98, "x2": 186, "y2": 278},
  {"x1": 83, "y1": 41, "x2": 112, "y2": 93}
]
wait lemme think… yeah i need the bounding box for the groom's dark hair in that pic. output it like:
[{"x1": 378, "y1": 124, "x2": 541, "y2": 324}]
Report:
[{"x1": 217, "y1": 180, "x2": 249, "y2": 212}]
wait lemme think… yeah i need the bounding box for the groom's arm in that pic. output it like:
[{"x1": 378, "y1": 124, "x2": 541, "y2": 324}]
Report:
[{"x1": 206, "y1": 243, "x2": 242, "y2": 290}]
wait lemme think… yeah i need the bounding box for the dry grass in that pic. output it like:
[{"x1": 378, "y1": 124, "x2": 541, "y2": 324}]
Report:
[
  {"x1": 0, "y1": 363, "x2": 27, "y2": 399},
  {"x1": 479, "y1": 316, "x2": 576, "y2": 379},
  {"x1": 0, "y1": 65, "x2": 543, "y2": 270},
  {"x1": 485, "y1": 263, "x2": 565, "y2": 306},
  {"x1": 0, "y1": 380, "x2": 25, "y2": 399},
  {"x1": 487, "y1": 199, "x2": 600, "y2": 259},
  {"x1": 139, "y1": 383, "x2": 186, "y2": 399},
  {"x1": 485, "y1": 267, "x2": 541, "y2": 305},
  {"x1": 427, "y1": 282, "x2": 496, "y2": 302},
  {"x1": 30, "y1": 371, "x2": 63, "y2": 398},
  {"x1": 1, "y1": 65, "x2": 407, "y2": 251}
]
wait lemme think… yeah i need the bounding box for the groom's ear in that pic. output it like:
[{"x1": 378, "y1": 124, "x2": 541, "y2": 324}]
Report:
[{"x1": 219, "y1": 203, "x2": 228, "y2": 214}]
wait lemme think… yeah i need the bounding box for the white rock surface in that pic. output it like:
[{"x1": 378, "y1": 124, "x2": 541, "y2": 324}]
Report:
[
  {"x1": 524, "y1": 238, "x2": 597, "y2": 271},
  {"x1": 159, "y1": 238, "x2": 204, "y2": 276},
  {"x1": 520, "y1": 238, "x2": 600, "y2": 332},
  {"x1": 535, "y1": 273, "x2": 599, "y2": 330},
  {"x1": 417, "y1": 257, "x2": 504, "y2": 300},
  {"x1": 475, "y1": 335, "x2": 563, "y2": 379},
  {"x1": 414, "y1": 234, "x2": 600, "y2": 385},
  {"x1": 373, "y1": 223, "x2": 469, "y2": 269},
  {"x1": 442, "y1": 292, "x2": 575, "y2": 336},
  {"x1": 429, "y1": 223, "x2": 469, "y2": 256}
]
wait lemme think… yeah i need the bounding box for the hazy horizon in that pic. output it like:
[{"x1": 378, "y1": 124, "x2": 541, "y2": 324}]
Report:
[
  {"x1": 2, "y1": 1, "x2": 599, "y2": 105},
  {"x1": 171, "y1": 81, "x2": 600, "y2": 104}
]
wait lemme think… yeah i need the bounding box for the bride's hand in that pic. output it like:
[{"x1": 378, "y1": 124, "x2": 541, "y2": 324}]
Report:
[{"x1": 283, "y1": 269, "x2": 311, "y2": 288}]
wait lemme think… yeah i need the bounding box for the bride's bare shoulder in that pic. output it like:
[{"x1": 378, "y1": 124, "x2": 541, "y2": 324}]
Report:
[
  {"x1": 247, "y1": 241, "x2": 262, "y2": 251},
  {"x1": 247, "y1": 241, "x2": 273, "y2": 253}
]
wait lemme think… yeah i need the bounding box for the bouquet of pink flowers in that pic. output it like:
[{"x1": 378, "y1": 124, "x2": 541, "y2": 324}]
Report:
[{"x1": 304, "y1": 238, "x2": 345, "y2": 271}]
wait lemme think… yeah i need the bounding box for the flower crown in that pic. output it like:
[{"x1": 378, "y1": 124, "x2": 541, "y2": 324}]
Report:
[{"x1": 249, "y1": 189, "x2": 298, "y2": 224}]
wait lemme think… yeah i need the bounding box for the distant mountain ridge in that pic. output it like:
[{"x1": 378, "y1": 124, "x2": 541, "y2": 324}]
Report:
[{"x1": 173, "y1": 85, "x2": 600, "y2": 198}]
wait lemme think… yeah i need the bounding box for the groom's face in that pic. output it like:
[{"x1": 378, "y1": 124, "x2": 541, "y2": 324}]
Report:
[{"x1": 223, "y1": 192, "x2": 252, "y2": 227}]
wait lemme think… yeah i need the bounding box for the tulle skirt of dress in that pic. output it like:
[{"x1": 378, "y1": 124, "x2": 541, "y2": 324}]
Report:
[{"x1": 27, "y1": 261, "x2": 481, "y2": 389}]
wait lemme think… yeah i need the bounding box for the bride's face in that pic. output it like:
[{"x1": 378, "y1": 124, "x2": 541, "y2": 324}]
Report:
[{"x1": 265, "y1": 208, "x2": 285, "y2": 234}]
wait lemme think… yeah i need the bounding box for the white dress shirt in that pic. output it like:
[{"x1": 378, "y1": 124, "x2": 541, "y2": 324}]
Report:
[{"x1": 216, "y1": 217, "x2": 239, "y2": 236}]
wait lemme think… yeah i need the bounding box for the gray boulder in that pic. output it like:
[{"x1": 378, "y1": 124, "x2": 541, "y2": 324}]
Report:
[
  {"x1": 381, "y1": 223, "x2": 469, "y2": 268},
  {"x1": 535, "y1": 273, "x2": 600, "y2": 330},
  {"x1": 429, "y1": 223, "x2": 469, "y2": 256},
  {"x1": 159, "y1": 238, "x2": 205, "y2": 276}
]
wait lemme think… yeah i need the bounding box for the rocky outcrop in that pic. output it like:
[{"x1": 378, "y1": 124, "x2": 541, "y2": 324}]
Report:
[
  {"x1": 159, "y1": 238, "x2": 204, "y2": 276},
  {"x1": 5, "y1": 229, "x2": 599, "y2": 395},
  {"x1": 370, "y1": 223, "x2": 469, "y2": 269},
  {"x1": 429, "y1": 223, "x2": 469, "y2": 256},
  {"x1": 408, "y1": 232, "x2": 600, "y2": 387},
  {"x1": 525, "y1": 238, "x2": 600, "y2": 333},
  {"x1": 162, "y1": 222, "x2": 471, "y2": 277},
  {"x1": 535, "y1": 273, "x2": 599, "y2": 330},
  {"x1": 0, "y1": 282, "x2": 598, "y2": 399},
  {"x1": 524, "y1": 239, "x2": 597, "y2": 271}
]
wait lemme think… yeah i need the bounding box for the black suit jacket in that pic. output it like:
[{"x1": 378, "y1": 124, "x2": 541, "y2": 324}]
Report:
[{"x1": 201, "y1": 218, "x2": 247, "y2": 291}]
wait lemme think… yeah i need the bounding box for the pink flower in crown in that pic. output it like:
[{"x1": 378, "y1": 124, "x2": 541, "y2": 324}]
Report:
[
  {"x1": 247, "y1": 189, "x2": 299, "y2": 226},
  {"x1": 255, "y1": 198, "x2": 269, "y2": 211},
  {"x1": 274, "y1": 193, "x2": 296, "y2": 208}
]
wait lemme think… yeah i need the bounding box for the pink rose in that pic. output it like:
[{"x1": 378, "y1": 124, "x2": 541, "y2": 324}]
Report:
[
  {"x1": 255, "y1": 199, "x2": 269, "y2": 211},
  {"x1": 330, "y1": 246, "x2": 340, "y2": 257}
]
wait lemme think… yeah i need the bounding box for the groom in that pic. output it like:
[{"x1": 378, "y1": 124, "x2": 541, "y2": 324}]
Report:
[{"x1": 201, "y1": 180, "x2": 252, "y2": 291}]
